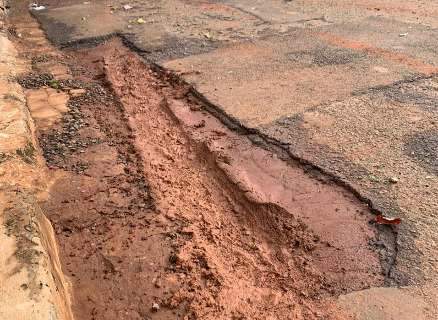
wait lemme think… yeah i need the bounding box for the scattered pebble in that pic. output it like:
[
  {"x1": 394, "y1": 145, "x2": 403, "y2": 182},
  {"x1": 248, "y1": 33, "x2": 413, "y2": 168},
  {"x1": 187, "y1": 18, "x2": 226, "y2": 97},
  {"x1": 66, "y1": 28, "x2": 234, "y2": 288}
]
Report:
[
  {"x1": 389, "y1": 177, "x2": 399, "y2": 184},
  {"x1": 29, "y1": 3, "x2": 46, "y2": 11},
  {"x1": 151, "y1": 302, "x2": 160, "y2": 312}
]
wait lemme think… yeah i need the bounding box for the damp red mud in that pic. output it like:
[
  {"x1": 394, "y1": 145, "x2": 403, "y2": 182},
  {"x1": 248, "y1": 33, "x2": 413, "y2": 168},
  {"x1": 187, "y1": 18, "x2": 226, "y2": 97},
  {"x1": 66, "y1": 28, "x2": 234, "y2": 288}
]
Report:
[{"x1": 31, "y1": 39, "x2": 393, "y2": 320}]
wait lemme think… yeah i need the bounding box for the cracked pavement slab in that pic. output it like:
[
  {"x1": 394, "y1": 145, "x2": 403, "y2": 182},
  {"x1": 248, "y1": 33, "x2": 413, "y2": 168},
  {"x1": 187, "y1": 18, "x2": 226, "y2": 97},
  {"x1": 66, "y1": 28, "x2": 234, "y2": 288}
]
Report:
[{"x1": 21, "y1": 0, "x2": 438, "y2": 318}]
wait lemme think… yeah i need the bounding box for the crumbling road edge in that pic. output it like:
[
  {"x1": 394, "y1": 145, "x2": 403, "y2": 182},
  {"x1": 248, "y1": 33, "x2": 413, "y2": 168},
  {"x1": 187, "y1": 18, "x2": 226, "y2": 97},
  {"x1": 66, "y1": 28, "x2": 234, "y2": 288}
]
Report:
[{"x1": 0, "y1": 4, "x2": 73, "y2": 320}]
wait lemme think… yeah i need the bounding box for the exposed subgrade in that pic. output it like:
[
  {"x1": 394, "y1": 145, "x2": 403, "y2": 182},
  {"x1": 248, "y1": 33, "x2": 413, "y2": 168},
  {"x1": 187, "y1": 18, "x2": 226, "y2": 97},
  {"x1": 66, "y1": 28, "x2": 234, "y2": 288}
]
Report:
[{"x1": 24, "y1": 37, "x2": 401, "y2": 319}]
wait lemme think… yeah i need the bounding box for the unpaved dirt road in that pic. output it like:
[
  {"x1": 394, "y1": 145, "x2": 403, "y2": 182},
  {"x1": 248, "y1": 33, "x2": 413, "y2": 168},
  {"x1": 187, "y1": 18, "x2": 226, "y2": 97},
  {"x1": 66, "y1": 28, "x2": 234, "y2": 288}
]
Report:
[{"x1": 4, "y1": 0, "x2": 437, "y2": 319}]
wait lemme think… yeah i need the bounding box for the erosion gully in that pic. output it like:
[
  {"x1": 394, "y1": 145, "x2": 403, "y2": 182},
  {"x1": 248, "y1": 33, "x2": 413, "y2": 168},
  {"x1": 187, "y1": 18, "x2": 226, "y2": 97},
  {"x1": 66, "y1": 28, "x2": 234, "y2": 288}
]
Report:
[{"x1": 11, "y1": 16, "x2": 398, "y2": 320}]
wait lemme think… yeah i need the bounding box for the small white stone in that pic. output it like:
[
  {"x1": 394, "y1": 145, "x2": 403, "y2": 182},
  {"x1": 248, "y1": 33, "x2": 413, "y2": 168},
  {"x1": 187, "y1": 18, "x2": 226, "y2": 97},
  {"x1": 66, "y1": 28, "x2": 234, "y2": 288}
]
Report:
[
  {"x1": 389, "y1": 177, "x2": 399, "y2": 183},
  {"x1": 151, "y1": 302, "x2": 160, "y2": 312}
]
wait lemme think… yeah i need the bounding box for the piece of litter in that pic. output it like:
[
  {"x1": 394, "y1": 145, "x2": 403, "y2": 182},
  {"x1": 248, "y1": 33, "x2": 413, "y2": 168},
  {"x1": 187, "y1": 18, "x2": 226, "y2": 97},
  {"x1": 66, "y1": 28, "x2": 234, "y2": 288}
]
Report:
[
  {"x1": 137, "y1": 18, "x2": 146, "y2": 24},
  {"x1": 29, "y1": 3, "x2": 46, "y2": 11},
  {"x1": 123, "y1": 4, "x2": 133, "y2": 10},
  {"x1": 375, "y1": 215, "x2": 401, "y2": 225}
]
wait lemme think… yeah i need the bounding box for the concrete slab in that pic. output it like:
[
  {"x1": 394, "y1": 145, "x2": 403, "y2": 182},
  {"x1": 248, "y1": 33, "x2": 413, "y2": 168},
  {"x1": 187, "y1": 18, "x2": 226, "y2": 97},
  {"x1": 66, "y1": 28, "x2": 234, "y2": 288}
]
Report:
[
  {"x1": 219, "y1": 0, "x2": 438, "y2": 27},
  {"x1": 317, "y1": 16, "x2": 438, "y2": 71},
  {"x1": 36, "y1": 2, "x2": 125, "y2": 43},
  {"x1": 216, "y1": 0, "x2": 332, "y2": 26},
  {"x1": 164, "y1": 30, "x2": 417, "y2": 126},
  {"x1": 34, "y1": 0, "x2": 267, "y2": 58}
]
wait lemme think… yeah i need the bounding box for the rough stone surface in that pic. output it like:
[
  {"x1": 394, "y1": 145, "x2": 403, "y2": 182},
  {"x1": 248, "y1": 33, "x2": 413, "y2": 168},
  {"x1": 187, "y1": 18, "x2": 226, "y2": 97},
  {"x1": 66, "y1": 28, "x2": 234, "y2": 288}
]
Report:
[{"x1": 26, "y1": 88, "x2": 69, "y2": 129}]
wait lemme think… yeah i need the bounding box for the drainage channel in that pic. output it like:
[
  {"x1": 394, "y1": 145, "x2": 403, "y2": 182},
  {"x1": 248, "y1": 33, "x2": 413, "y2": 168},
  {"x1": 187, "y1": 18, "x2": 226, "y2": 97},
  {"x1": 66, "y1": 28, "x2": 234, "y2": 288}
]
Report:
[{"x1": 11, "y1": 16, "x2": 397, "y2": 320}]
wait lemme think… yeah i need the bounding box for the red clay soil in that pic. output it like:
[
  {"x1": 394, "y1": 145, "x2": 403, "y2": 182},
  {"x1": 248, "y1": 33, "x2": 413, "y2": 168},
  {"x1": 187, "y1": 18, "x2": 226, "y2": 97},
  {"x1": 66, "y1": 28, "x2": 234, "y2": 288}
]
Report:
[{"x1": 33, "y1": 39, "x2": 389, "y2": 320}]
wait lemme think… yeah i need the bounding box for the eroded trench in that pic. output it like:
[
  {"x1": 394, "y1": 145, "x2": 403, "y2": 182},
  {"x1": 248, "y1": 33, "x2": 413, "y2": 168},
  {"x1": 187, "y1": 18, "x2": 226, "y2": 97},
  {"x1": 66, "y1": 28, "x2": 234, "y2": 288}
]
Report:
[{"x1": 18, "y1": 36, "x2": 398, "y2": 320}]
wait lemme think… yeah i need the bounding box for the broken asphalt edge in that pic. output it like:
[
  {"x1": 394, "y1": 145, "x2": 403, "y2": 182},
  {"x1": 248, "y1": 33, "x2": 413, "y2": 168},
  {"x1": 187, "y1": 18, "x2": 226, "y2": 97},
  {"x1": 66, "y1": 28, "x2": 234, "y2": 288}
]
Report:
[
  {"x1": 55, "y1": 31, "x2": 405, "y2": 209},
  {"x1": 0, "y1": 4, "x2": 73, "y2": 320}
]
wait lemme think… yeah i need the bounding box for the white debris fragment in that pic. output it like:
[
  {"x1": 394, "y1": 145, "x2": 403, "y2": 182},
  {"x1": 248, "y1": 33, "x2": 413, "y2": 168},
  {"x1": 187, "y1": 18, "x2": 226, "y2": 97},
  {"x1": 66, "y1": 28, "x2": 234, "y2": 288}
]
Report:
[
  {"x1": 151, "y1": 302, "x2": 160, "y2": 312},
  {"x1": 123, "y1": 4, "x2": 133, "y2": 10},
  {"x1": 29, "y1": 3, "x2": 46, "y2": 11},
  {"x1": 389, "y1": 177, "x2": 399, "y2": 184}
]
